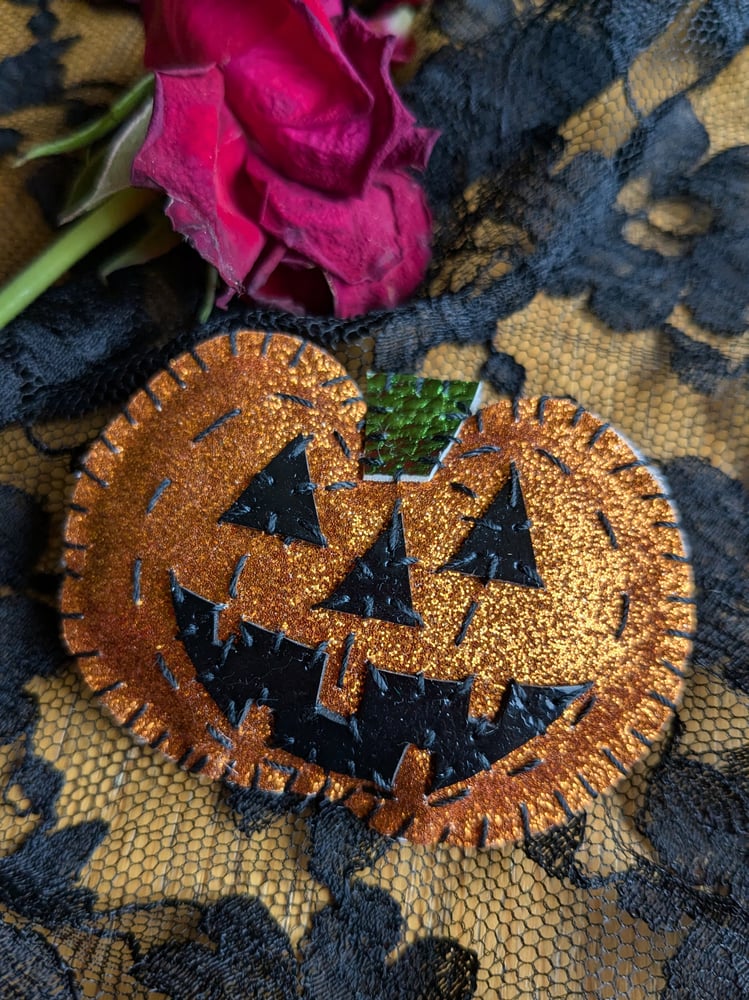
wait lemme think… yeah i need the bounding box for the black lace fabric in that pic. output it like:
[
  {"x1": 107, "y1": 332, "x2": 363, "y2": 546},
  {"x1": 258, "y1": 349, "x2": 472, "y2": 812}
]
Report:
[{"x1": 0, "y1": 0, "x2": 746, "y2": 997}]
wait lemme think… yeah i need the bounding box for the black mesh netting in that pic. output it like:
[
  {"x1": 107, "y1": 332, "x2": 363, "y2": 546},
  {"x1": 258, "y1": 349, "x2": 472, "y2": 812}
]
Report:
[{"x1": 0, "y1": 0, "x2": 747, "y2": 997}]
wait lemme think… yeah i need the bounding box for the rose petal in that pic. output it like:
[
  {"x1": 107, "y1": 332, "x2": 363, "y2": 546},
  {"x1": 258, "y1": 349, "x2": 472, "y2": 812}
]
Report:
[
  {"x1": 317, "y1": 0, "x2": 344, "y2": 20},
  {"x1": 326, "y1": 173, "x2": 432, "y2": 316},
  {"x1": 249, "y1": 157, "x2": 432, "y2": 316},
  {"x1": 141, "y1": 0, "x2": 337, "y2": 70},
  {"x1": 223, "y1": 40, "x2": 374, "y2": 197},
  {"x1": 335, "y1": 14, "x2": 439, "y2": 175},
  {"x1": 245, "y1": 149, "x2": 394, "y2": 284},
  {"x1": 250, "y1": 255, "x2": 335, "y2": 315},
  {"x1": 220, "y1": 9, "x2": 434, "y2": 198},
  {"x1": 131, "y1": 69, "x2": 266, "y2": 291}
]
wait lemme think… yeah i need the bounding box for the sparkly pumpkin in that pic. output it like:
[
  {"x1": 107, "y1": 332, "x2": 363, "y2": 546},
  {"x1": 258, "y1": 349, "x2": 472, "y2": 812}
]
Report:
[{"x1": 62, "y1": 332, "x2": 694, "y2": 847}]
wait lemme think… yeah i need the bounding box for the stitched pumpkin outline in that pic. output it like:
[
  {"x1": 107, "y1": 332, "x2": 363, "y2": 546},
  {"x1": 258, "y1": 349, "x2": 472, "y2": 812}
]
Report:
[{"x1": 62, "y1": 331, "x2": 694, "y2": 847}]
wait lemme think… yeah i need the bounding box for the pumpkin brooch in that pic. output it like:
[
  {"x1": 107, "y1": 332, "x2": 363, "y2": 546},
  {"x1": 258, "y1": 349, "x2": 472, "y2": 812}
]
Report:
[{"x1": 61, "y1": 332, "x2": 694, "y2": 847}]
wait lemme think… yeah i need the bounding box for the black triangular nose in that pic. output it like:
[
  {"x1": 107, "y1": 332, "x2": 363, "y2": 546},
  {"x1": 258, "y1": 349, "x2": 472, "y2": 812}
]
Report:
[{"x1": 315, "y1": 499, "x2": 423, "y2": 627}]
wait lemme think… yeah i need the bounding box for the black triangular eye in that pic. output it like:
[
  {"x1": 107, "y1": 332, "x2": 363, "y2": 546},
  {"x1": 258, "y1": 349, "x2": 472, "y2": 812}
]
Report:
[
  {"x1": 315, "y1": 500, "x2": 423, "y2": 627},
  {"x1": 219, "y1": 434, "x2": 326, "y2": 547},
  {"x1": 440, "y1": 462, "x2": 543, "y2": 587}
]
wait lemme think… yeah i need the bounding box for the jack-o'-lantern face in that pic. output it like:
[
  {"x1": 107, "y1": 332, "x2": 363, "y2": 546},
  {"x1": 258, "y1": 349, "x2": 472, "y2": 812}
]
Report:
[{"x1": 62, "y1": 332, "x2": 694, "y2": 847}]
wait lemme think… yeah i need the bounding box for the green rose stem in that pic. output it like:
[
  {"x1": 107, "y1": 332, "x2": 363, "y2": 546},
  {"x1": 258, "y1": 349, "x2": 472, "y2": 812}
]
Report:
[
  {"x1": 15, "y1": 74, "x2": 154, "y2": 165},
  {"x1": 0, "y1": 187, "x2": 158, "y2": 330}
]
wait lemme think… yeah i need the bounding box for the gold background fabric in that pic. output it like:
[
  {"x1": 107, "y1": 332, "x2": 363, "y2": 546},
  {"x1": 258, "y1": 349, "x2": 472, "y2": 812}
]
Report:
[{"x1": 0, "y1": 2, "x2": 746, "y2": 997}]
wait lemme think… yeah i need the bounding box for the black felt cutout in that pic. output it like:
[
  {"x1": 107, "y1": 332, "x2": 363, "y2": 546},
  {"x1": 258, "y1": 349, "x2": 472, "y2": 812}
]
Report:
[
  {"x1": 171, "y1": 574, "x2": 325, "y2": 729},
  {"x1": 316, "y1": 501, "x2": 421, "y2": 626},
  {"x1": 219, "y1": 434, "x2": 326, "y2": 547},
  {"x1": 172, "y1": 576, "x2": 589, "y2": 790},
  {"x1": 441, "y1": 462, "x2": 543, "y2": 587}
]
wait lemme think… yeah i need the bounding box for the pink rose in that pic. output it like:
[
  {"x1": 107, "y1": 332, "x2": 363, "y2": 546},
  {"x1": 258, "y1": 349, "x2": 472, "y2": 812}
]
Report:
[{"x1": 132, "y1": 0, "x2": 438, "y2": 317}]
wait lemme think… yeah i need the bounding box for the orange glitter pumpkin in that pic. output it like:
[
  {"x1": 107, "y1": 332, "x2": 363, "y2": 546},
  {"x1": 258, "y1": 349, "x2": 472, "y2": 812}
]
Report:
[{"x1": 61, "y1": 331, "x2": 694, "y2": 847}]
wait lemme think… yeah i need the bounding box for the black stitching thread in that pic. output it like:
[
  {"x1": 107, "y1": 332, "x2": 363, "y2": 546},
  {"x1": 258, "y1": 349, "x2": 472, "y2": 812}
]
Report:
[
  {"x1": 662, "y1": 552, "x2": 691, "y2": 563},
  {"x1": 641, "y1": 492, "x2": 669, "y2": 501},
  {"x1": 536, "y1": 448, "x2": 571, "y2": 475},
  {"x1": 337, "y1": 633, "x2": 356, "y2": 688},
  {"x1": 588, "y1": 423, "x2": 611, "y2": 448},
  {"x1": 229, "y1": 331, "x2": 239, "y2": 356},
  {"x1": 325, "y1": 481, "x2": 357, "y2": 491},
  {"x1": 362, "y1": 799, "x2": 384, "y2": 823},
  {"x1": 92, "y1": 680, "x2": 122, "y2": 697},
  {"x1": 450, "y1": 482, "x2": 478, "y2": 498},
  {"x1": 333, "y1": 429, "x2": 352, "y2": 459},
  {"x1": 79, "y1": 464, "x2": 108, "y2": 488},
  {"x1": 439, "y1": 825, "x2": 452, "y2": 844},
  {"x1": 507, "y1": 757, "x2": 544, "y2": 776},
  {"x1": 337, "y1": 784, "x2": 360, "y2": 804},
  {"x1": 156, "y1": 652, "x2": 179, "y2": 691},
  {"x1": 479, "y1": 816, "x2": 490, "y2": 847},
  {"x1": 192, "y1": 408, "x2": 241, "y2": 443},
  {"x1": 150, "y1": 731, "x2": 169, "y2": 750},
  {"x1": 63, "y1": 540, "x2": 87, "y2": 551},
  {"x1": 144, "y1": 386, "x2": 163, "y2": 412},
  {"x1": 602, "y1": 747, "x2": 629, "y2": 775},
  {"x1": 228, "y1": 554, "x2": 249, "y2": 600},
  {"x1": 123, "y1": 407, "x2": 137, "y2": 427},
  {"x1": 177, "y1": 747, "x2": 195, "y2": 768},
  {"x1": 577, "y1": 772, "x2": 597, "y2": 798},
  {"x1": 190, "y1": 348, "x2": 208, "y2": 372},
  {"x1": 667, "y1": 594, "x2": 695, "y2": 604},
  {"x1": 454, "y1": 600, "x2": 480, "y2": 646},
  {"x1": 147, "y1": 477, "x2": 172, "y2": 514},
  {"x1": 260, "y1": 332, "x2": 273, "y2": 356},
  {"x1": 615, "y1": 592, "x2": 630, "y2": 639},
  {"x1": 573, "y1": 695, "x2": 596, "y2": 727},
  {"x1": 476, "y1": 409, "x2": 484, "y2": 433},
  {"x1": 189, "y1": 755, "x2": 210, "y2": 774},
  {"x1": 124, "y1": 702, "x2": 149, "y2": 729},
  {"x1": 554, "y1": 790, "x2": 574, "y2": 818},
  {"x1": 461, "y1": 445, "x2": 502, "y2": 458},
  {"x1": 662, "y1": 658, "x2": 686, "y2": 678},
  {"x1": 392, "y1": 814, "x2": 414, "y2": 840},
  {"x1": 166, "y1": 364, "x2": 187, "y2": 389},
  {"x1": 288, "y1": 342, "x2": 306, "y2": 368},
  {"x1": 263, "y1": 758, "x2": 297, "y2": 777},
  {"x1": 100, "y1": 434, "x2": 120, "y2": 454},
  {"x1": 519, "y1": 802, "x2": 531, "y2": 838},
  {"x1": 132, "y1": 558, "x2": 142, "y2": 605},
  {"x1": 321, "y1": 374, "x2": 351, "y2": 387},
  {"x1": 597, "y1": 510, "x2": 618, "y2": 549},
  {"x1": 537, "y1": 396, "x2": 550, "y2": 424},
  {"x1": 275, "y1": 392, "x2": 314, "y2": 408},
  {"x1": 60, "y1": 611, "x2": 84, "y2": 620},
  {"x1": 631, "y1": 728, "x2": 653, "y2": 748},
  {"x1": 610, "y1": 459, "x2": 644, "y2": 475},
  {"x1": 571, "y1": 405, "x2": 585, "y2": 426},
  {"x1": 649, "y1": 690, "x2": 678, "y2": 710},
  {"x1": 431, "y1": 787, "x2": 472, "y2": 808}
]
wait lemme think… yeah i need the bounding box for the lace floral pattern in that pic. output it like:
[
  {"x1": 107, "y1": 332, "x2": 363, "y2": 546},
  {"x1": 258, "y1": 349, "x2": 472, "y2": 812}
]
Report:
[{"x1": 0, "y1": 0, "x2": 746, "y2": 996}]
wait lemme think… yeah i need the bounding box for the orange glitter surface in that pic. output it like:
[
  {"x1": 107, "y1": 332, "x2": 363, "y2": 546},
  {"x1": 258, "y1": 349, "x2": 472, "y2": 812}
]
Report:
[{"x1": 61, "y1": 331, "x2": 695, "y2": 847}]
